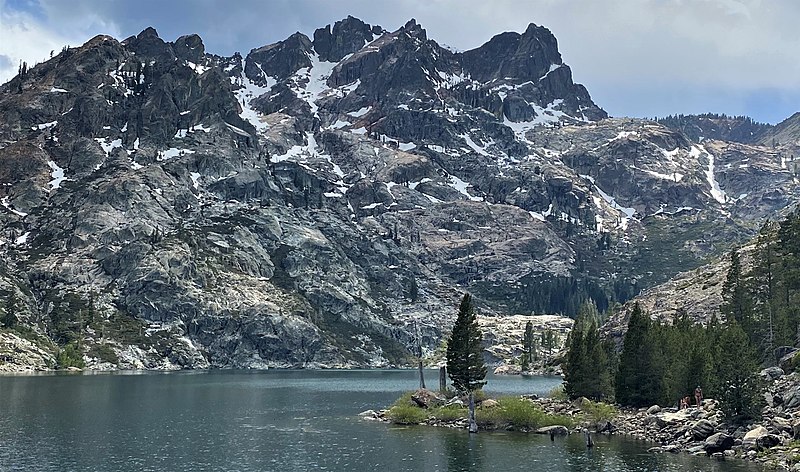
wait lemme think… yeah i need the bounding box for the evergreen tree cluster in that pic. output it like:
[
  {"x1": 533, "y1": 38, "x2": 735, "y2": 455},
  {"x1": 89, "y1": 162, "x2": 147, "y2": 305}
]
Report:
[
  {"x1": 564, "y1": 302, "x2": 763, "y2": 421},
  {"x1": 520, "y1": 321, "x2": 535, "y2": 372},
  {"x1": 654, "y1": 113, "x2": 772, "y2": 144},
  {"x1": 563, "y1": 302, "x2": 614, "y2": 400},
  {"x1": 514, "y1": 275, "x2": 615, "y2": 317},
  {"x1": 562, "y1": 209, "x2": 800, "y2": 421},
  {"x1": 2, "y1": 290, "x2": 18, "y2": 329},
  {"x1": 721, "y1": 210, "x2": 800, "y2": 364}
]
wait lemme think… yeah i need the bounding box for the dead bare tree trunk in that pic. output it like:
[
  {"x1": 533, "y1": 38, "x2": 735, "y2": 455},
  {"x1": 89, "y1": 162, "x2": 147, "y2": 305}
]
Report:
[{"x1": 416, "y1": 319, "x2": 425, "y2": 389}]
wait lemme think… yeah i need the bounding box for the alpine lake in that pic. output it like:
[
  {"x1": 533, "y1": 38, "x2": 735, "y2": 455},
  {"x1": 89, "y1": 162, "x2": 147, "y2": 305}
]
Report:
[{"x1": 0, "y1": 369, "x2": 764, "y2": 471}]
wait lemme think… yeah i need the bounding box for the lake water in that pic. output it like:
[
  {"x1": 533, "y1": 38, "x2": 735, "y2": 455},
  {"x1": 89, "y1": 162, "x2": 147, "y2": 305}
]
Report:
[{"x1": 0, "y1": 370, "x2": 762, "y2": 471}]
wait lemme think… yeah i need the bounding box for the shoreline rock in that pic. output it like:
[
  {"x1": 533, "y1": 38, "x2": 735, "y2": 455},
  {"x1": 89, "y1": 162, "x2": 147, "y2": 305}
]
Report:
[{"x1": 370, "y1": 377, "x2": 800, "y2": 471}]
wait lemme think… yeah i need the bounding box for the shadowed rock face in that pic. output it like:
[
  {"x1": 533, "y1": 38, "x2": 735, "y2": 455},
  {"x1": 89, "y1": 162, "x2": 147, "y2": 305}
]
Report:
[
  {"x1": 313, "y1": 16, "x2": 381, "y2": 63},
  {"x1": 0, "y1": 18, "x2": 797, "y2": 371}
]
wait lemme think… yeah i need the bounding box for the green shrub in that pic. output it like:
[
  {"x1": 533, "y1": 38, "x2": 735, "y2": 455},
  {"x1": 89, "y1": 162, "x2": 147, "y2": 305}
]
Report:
[
  {"x1": 431, "y1": 405, "x2": 467, "y2": 421},
  {"x1": 473, "y1": 389, "x2": 488, "y2": 402},
  {"x1": 387, "y1": 392, "x2": 428, "y2": 424},
  {"x1": 580, "y1": 399, "x2": 618, "y2": 423},
  {"x1": 477, "y1": 397, "x2": 573, "y2": 430},
  {"x1": 387, "y1": 404, "x2": 428, "y2": 424},
  {"x1": 548, "y1": 384, "x2": 568, "y2": 401},
  {"x1": 87, "y1": 343, "x2": 119, "y2": 364},
  {"x1": 56, "y1": 342, "x2": 85, "y2": 369}
]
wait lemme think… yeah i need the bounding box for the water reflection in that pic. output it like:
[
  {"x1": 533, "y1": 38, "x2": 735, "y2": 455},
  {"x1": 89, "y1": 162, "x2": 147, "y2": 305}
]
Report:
[{"x1": 444, "y1": 431, "x2": 485, "y2": 472}]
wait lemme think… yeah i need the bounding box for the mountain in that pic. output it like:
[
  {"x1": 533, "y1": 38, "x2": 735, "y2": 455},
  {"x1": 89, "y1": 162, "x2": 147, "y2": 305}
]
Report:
[
  {"x1": 0, "y1": 17, "x2": 798, "y2": 371},
  {"x1": 758, "y1": 112, "x2": 800, "y2": 150},
  {"x1": 655, "y1": 113, "x2": 772, "y2": 144}
]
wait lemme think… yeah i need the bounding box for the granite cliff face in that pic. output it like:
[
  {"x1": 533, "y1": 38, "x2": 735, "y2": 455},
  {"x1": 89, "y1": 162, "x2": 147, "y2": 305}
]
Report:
[{"x1": 0, "y1": 18, "x2": 797, "y2": 370}]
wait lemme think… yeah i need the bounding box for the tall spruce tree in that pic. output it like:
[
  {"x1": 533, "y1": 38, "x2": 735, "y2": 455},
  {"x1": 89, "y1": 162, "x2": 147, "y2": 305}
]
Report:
[
  {"x1": 752, "y1": 221, "x2": 779, "y2": 361},
  {"x1": 615, "y1": 303, "x2": 663, "y2": 406},
  {"x1": 716, "y1": 320, "x2": 764, "y2": 422},
  {"x1": 563, "y1": 301, "x2": 613, "y2": 400},
  {"x1": 446, "y1": 293, "x2": 486, "y2": 433},
  {"x1": 722, "y1": 250, "x2": 753, "y2": 337},
  {"x1": 777, "y1": 209, "x2": 800, "y2": 347},
  {"x1": 521, "y1": 321, "x2": 534, "y2": 372}
]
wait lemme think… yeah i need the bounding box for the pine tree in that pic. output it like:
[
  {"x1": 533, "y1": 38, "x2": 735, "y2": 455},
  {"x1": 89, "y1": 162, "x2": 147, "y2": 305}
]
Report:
[
  {"x1": 752, "y1": 221, "x2": 779, "y2": 361},
  {"x1": 722, "y1": 250, "x2": 752, "y2": 336},
  {"x1": 715, "y1": 320, "x2": 764, "y2": 422},
  {"x1": 563, "y1": 301, "x2": 613, "y2": 400},
  {"x1": 615, "y1": 303, "x2": 663, "y2": 406},
  {"x1": 446, "y1": 293, "x2": 486, "y2": 433},
  {"x1": 521, "y1": 321, "x2": 534, "y2": 372},
  {"x1": 2, "y1": 290, "x2": 17, "y2": 328}
]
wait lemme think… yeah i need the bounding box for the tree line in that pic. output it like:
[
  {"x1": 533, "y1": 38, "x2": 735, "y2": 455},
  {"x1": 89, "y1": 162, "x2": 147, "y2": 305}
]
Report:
[
  {"x1": 564, "y1": 300, "x2": 763, "y2": 422},
  {"x1": 561, "y1": 207, "x2": 800, "y2": 422}
]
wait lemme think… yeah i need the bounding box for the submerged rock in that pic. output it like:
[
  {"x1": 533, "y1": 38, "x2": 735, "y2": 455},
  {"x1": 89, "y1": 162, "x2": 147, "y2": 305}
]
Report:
[{"x1": 535, "y1": 425, "x2": 569, "y2": 436}]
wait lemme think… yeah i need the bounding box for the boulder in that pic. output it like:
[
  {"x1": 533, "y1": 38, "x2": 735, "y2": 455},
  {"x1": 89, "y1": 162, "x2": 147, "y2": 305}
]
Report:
[
  {"x1": 771, "y1": 416, "x2": 793, "y2": 434},
  {"x1": 411, "y1": 389, "x2": 445, "y2": 409},
  {"x1": 653, "y1": 412, "x2": 685, "y2": 428},
  {"x1": 759, "y1": 433, "x2": 782, "y2": 449},
  {"x1": 481, "y1": 399, "x2": 499, "y2": 408},
  {"x1": 743, "y1": 426, "x2": 769, "y2": 450},
  {"x1": 761, "y1": 366, "x2": 785, "y2": 380},
  {"x1": 662, "y1": 444, "x2": 681, "y2": 453},
  {"x1": 687, "y1": 444, "x2": 706, "y2": 455},
  {"x1": 779, "y1": 348, "x2": 800, "y2": 371},
  {"x1": 784, "y1": 386, "x2": 800, "y2": 410},
  {"x1": 703, "y1": 432, "x2": 734, "y2": 453},
  {"x1": 646, "y1": 405, "x2": 662, "y2": 415},
  {"x1": 535, "y1": 425, "x2": 569, "y2": 436},
  {"x1": 493, "y1": 364, "x2": 521, "y2": 375},
  {"x1": 597, "y1": 421, "x2": 617, "y2": 433},
  {"x1": 689, "y1": 419, "x2": 716, "y2": 440}
]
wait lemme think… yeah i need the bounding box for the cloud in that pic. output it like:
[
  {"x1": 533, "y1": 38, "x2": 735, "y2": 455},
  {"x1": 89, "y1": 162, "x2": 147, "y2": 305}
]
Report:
[
  {"x1": 0, "y1": 0, "x2": 90, "y2": 85},
  {"x1": 0, "y1": 54, "x2": 12, "y2": 71},
  {"x1": 3, "y1": 0, "x2": 799, "y2": 123}
]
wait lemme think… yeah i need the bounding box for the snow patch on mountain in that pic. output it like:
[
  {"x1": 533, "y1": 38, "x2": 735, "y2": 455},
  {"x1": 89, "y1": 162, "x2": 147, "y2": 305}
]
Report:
[
  {"x1": 95, "y1": 137, "x2": 122, "y2": 156},
  {"x1": 448, "y1": 175, "x2": 482, "y2": 201},
  {"x1": 692, "y1": 145, "x2": 727, "y2": 204},
  {"x1": 289, "y1": 53, "x2": 338, "y2": 116},
  {"x1": 235, "y1": 69, "x2": 275, "y2": 132},
  {"x1": 46, "y1": 161, "x2": 67, "y2": 189},
  {"x1": 1, "y1": 197, "x2": 27, "y2": 217},
  {"x1": 32, "y1": 121, "x2": 57, "y2": 131},
  {"x1": 159, "y1": 148, "x2": 196, "y2": 161}
]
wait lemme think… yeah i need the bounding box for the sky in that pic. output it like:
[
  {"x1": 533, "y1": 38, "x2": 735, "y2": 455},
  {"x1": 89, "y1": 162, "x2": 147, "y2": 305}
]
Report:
[{"x1": 1, "y1": 0, "x2": 798, "y2": 124}]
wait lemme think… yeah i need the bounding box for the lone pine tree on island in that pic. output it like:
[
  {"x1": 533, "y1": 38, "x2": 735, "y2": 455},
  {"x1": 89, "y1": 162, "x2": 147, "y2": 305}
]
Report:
[{"x1": 446, "y1": 293, "x2": 487, "y2": 433}]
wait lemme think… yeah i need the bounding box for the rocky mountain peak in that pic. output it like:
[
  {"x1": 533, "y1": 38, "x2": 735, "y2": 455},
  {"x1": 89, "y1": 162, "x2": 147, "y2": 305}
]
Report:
[
  {"x1": 245, "y1": 32, "x2": 314, "y2": 85},
  {"x1": 400, "y1": 18, "x2": 427, "y2": 41},
  {"x1": 173, "y1": 34, "x2": 206, "y2": 63},
  {"x1": 313, "y1": 16, "x2": 380, "y2": 63},
  {"x1": 462, "y1": 23, "x2": 560, "y2": 83},
  {"x1": 137, "y1": 26, "x2": 160, "y2": 40},
  {"x1": 123, "y1": 26, "x2": 176, "y2": 62}
]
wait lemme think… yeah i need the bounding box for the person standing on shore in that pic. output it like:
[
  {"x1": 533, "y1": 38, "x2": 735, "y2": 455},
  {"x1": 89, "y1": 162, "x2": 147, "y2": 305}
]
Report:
[{"x1": 694, "y1": 386, "x2": 703, "y2": 407}]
